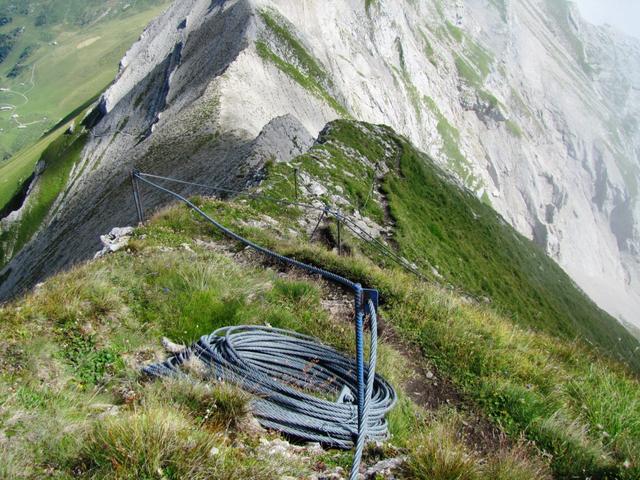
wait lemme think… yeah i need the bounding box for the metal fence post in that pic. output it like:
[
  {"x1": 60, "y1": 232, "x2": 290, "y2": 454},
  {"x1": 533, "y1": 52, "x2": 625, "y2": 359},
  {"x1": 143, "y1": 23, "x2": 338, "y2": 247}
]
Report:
[
  {"x1": 354, "y1": 285, "x2": 365, "y2": 456},
  {"x1": 337, "y1": 211, "x2": 342, "y2": 256},
  {"x1": 131, "y1": 170, "x2": 145, "y2": 224},
  {"x1": 310, "y1": 207, "x2": 327, "y2": 242}
]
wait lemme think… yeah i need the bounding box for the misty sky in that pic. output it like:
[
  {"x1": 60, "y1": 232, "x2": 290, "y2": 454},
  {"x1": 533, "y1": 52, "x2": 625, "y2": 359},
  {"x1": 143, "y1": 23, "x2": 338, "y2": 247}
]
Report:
[{"x1": 574, "y1": 0, "x2": 640, "y2": 39}]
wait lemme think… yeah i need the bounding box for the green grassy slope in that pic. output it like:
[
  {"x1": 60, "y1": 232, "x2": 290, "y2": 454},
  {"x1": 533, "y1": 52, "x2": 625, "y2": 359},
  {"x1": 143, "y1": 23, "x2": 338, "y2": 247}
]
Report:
[
  {"x1": 0, "y1": 120, "x2": 67, "y2": 210},
  {"x1": 261, "y1": 121, "x2": 640, "y2": 371},
  {"x1": 385, "y1": 136, "x2": 638, "y2": 361},
  {"x1": 0, "y1": 92, "x2": 100, "y2": 213},
  {"x1": 0, "y1": 0, "x2": 170, "y2": 158},
  {"x1": 0, "y1": 204, "x2": 552, "y2": 479},
  {"x1": 1, "y1": 119, "x2": 639, "y2": 479},
  {"x1": 256, "y1": 9, "x2": 349, "y2": 117},
  {"x1": 0, "y1": 109, "x2": 89, "y2": 268},
  {"x1": 0, "y1": 0, "x2": 170, "y2": 210}
]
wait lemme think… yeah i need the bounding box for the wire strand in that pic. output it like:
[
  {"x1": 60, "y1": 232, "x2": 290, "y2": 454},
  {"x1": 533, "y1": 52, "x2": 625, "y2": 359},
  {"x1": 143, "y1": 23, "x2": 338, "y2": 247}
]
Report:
[{"x1": 135, "y1": 171, "x2": 426, "y2": 280}]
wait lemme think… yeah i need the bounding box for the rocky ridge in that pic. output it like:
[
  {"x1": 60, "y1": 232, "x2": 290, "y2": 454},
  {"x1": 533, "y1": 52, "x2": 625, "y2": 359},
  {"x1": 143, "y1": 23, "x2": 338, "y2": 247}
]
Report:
[{"x1": 0, "y1": 0, "x2": 638, "y2": 329}]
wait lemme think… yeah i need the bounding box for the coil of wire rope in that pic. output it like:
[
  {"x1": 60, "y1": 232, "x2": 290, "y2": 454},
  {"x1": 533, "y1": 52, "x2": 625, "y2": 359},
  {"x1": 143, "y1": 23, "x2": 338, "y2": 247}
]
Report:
[
  {"x1": 143, "y1": 324, "x2": 396, "y2": 449},
  {"x1": 134, "y1": 172, "x2": 397, "y2": 479}
]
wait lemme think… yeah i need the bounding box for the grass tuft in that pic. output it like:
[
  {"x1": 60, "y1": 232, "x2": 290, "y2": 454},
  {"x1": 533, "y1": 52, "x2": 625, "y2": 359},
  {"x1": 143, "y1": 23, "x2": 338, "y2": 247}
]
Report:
[
  {"x1": 484, "y1": 442, "x2": 552, "y2": 480},
  {"x1": 403, "y1": 414, "x2": 480, "y2": 480},
  {"x1": 147, "y1": 379, "x2": 251, "y2": 432},
  {"x1": 75, "y1": 406, "x2": 258, "y2": 480}
]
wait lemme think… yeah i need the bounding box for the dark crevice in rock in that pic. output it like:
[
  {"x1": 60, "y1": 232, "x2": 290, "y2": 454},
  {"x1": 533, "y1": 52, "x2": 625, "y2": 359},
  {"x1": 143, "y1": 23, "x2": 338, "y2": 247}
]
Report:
[
  {"x1": 0, "y1": 171, "x2": 35, "y2": 220},
  {"x1": 0, "y1": 267, "x2": 12, "y2": 290},
  {"x1": 83, "y1": 96, "x2": 108, "y2": 130},
  {"x1": 486, "y1": 157, "x2": 500, "y2": 190},
  {"x1": 545, "y1": 203, "x2": 556, "y2": 224},
  {"x1": 532, "y1": 216, "x2": 549, "y2": 249},
  {"x1": 593, "y1": 149, "x2": 609, "y2": 211},
  {"x1": 208, "y1": 0, "x2": 227, "y2": 14},
  {"x1": 143, "y1": 41, "x2": 184, "y2": 140}
]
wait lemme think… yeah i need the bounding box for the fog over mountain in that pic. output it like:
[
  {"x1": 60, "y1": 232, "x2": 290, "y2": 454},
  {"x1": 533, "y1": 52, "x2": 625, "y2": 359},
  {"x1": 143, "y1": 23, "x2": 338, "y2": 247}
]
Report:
[{"x1": 575, "y1": 0, "x2": 640, "y2": 39}]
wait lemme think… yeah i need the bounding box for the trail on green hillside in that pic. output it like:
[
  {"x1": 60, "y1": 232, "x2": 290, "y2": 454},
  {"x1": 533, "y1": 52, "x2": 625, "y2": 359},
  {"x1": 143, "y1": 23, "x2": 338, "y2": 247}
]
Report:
[{"x1": 135, "y1": 170, "x2": 398, "y2": 480}]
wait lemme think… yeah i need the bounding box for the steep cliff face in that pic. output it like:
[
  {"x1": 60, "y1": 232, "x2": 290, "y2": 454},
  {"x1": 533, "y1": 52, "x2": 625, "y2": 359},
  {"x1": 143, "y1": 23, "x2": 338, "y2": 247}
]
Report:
[{"x1": 1, "y1": 0, "x2": 638, "y2": 328}]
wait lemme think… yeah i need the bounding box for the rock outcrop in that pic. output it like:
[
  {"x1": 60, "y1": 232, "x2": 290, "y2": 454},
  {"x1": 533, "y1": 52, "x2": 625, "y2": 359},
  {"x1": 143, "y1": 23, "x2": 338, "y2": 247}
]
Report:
[{"x1": 1, "y1": 0, "x2": 638, "y2": 329}]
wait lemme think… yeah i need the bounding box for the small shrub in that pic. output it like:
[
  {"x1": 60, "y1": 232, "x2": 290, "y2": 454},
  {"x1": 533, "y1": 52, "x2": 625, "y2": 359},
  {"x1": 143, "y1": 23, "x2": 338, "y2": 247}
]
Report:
[{"x1": 60, "y1": 333, "x2": 118, "y2": 386}]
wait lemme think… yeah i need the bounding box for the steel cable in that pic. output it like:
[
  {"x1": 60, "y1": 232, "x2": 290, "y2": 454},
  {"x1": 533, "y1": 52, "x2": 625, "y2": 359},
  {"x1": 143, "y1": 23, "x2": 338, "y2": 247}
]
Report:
[
  {"x1": 143, "y1": 323, "x2": 395, "y2": 450},
  {"x1": 135, "y1": 174, "x2": 397, "y2": 479},
  {"x1": 135, "y1": 171, "x2": 425, "y2": 280}
]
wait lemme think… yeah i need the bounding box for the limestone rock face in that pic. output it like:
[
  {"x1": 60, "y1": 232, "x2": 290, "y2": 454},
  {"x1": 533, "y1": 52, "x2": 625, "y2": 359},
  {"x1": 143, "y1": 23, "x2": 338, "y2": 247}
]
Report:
[
  {"x1": 1, "y1": 0, "x2": 639, "y2": 330},
  {"x1": 94, "y1": 227, "x2": 135, "y2": 259}
]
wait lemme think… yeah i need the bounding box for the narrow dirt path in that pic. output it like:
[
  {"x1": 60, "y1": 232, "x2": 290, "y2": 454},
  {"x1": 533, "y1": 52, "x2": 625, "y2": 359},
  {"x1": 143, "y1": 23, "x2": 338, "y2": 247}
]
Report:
[
  {"x1": 310, "y1": 273, "x2": 509, "y2": 455},
  {"x1": 195, "y1": 235, "x2": 509, "y2": 455}
]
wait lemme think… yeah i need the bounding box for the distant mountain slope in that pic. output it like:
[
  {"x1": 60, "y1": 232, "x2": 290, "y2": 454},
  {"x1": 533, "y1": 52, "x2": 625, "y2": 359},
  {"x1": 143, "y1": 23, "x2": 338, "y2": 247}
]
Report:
[
  {"x1": 262, "y1": 120, "x2": 640, "y2": 370},
  {"x1": 0, "y1": 0, "x2": 171, "y2": 162}
]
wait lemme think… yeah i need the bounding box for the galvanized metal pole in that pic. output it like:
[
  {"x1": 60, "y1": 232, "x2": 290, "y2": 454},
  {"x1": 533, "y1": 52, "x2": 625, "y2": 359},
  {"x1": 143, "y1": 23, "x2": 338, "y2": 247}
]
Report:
[
  {"x1": 337, "y1": 212, "x2": 342, "y2": 256},
  {"x1": 131, "y1": 171, "x2": 145, "y2": 224},
  {"x1": 310, "y1": 208, "x2": 327, "y2": 242}
]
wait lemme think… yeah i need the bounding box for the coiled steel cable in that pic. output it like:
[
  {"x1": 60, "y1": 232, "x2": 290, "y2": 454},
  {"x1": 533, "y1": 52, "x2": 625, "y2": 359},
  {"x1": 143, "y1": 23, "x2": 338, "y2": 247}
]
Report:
[
  {"x1": 135, "y1": 173, "x2": 396, "y2": 479},
  {"x1": 143, "y1": 320, "x2": 395, "y2": 449}
]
